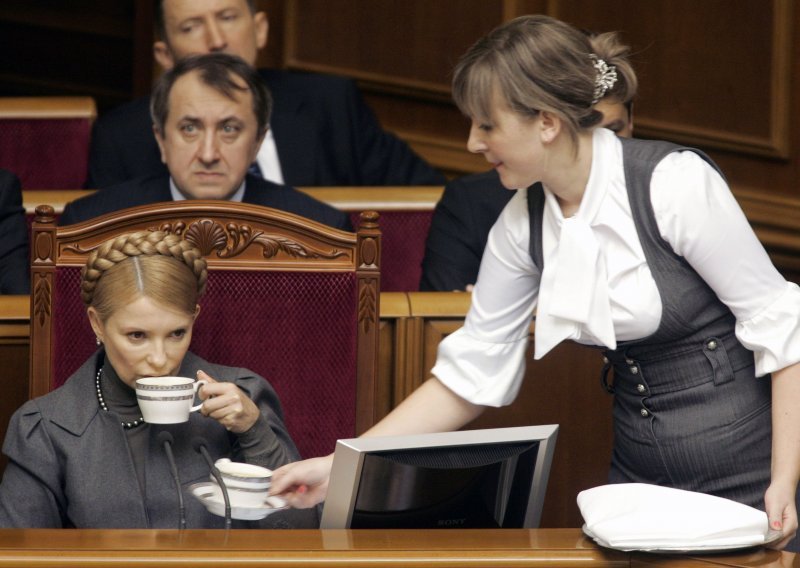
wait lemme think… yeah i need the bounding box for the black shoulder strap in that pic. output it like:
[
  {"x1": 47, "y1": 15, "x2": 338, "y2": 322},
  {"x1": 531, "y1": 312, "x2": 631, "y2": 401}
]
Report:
[{"x1": 526, "y1": 183, "x2": 546, "y2": 272}]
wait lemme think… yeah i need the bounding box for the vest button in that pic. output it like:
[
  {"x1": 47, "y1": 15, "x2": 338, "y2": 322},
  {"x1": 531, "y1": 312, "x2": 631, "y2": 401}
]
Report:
[
  {"x1": 637, "y1": 384, "x2": 646, "y2": 393},
  {"x1": 630, "y1": 366, "x2": 639, "y2": 375},
  {"x1": 640, "y1": 408, "x2": 649, "y2": 417},
  {"x1": 602, "y1": 356, "x2": 609, "y2": 364},
  {"x1": 625, "y1": 358, "x2": 634, "y2": 365},
  {"x1": 707, "y1": 340, "x2": 718, "y2": 350}
]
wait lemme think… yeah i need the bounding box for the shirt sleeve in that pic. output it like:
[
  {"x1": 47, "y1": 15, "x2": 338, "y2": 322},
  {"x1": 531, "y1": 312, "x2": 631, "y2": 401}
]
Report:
[
  {"x1": 650, "y1": 151, "x2": 800, "y2": 375},
  {"x1": 432, "y1": 189, "x2": 540, "y2": 406}
]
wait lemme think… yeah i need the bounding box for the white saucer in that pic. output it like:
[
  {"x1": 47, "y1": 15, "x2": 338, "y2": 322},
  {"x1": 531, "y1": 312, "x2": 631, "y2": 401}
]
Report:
[
  {"x1": 190, "y1": 482, "x2": 288, "y2": 521},
  {"x1": 582, "y1": 524, "x2": 784, "y2": 554}
]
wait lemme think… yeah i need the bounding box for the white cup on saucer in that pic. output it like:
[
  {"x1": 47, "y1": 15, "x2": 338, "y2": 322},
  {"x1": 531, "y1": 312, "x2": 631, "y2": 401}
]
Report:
[
  {"x1": 135, "y1": 376, "x2": 207, "y2": 424},
  {"x1": 212, "y1": 458, "x2": 272, "y2": 508}
]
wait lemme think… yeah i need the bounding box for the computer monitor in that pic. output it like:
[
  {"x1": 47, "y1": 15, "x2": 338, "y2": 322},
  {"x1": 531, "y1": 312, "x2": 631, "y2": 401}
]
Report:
[{"x1": 320, "y1": 424, "x2": 558, "y2": 529}]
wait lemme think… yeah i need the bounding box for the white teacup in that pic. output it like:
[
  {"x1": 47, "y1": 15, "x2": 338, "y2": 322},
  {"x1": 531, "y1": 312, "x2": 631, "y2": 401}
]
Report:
[
  {"x1": 212, "y1": 458, "x2": 272, "y2": 507},
  {"x1": 135, "y1": 376, "x2": 207, "y2": 424}
]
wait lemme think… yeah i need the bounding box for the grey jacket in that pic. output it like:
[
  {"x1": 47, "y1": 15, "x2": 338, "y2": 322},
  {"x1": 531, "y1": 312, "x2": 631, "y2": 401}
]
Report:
[{"x1": 0, "y1": 351, "x2": 312, "y2": 528}]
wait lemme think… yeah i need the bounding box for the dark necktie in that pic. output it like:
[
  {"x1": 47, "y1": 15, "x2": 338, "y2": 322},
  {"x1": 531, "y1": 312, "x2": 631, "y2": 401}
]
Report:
[{"x1": 248, "y1": 162, "x2": 263, "y2": 178}]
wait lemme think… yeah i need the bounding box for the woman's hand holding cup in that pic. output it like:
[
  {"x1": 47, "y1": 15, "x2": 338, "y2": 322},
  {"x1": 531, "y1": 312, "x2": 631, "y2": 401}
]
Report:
[{"x1": 195, "y1": 370, "x2": 260, "y2": 433}]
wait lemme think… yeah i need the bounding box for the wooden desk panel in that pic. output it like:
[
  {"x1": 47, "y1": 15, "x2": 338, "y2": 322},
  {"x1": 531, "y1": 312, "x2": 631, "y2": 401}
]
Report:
[{"x1": 0, "y1": 528, "x2": 788, "y2": 567}]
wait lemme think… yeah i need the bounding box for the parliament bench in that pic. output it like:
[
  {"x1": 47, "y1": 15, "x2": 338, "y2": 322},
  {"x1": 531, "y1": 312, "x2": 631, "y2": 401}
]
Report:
[{"x1": 0, "y1": 97, "x2": 96, "y2": 189}]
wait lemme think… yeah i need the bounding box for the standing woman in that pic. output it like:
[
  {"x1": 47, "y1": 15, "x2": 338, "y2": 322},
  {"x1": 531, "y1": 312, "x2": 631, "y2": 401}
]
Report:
[
  {"x1": 0, "y1": 231, "x2": 302, "y2": 528},
  {"x1": 272, "y1": 15, "x2": 800, "y2": 550}
]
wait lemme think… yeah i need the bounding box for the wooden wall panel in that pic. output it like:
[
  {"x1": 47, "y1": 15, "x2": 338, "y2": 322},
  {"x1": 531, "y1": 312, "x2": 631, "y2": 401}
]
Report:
[
  {"x1": 0, "y1": 0, "x2": 154, "y2": 111},
  {"x1": 285, "y1": 0, "x2": 502, "y2": 91},
  {"x1": 551, "y1": 0, "x2": 791, "y2": 159},
  {"x1": 282, "y1": 0, "x2": 510, "y2": 177},
  {"x1": 278, "y1": 0, "x2": 800, "y2": 201}
]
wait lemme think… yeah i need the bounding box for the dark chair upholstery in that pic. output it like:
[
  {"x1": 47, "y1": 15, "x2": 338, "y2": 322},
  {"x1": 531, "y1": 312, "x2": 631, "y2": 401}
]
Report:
[
  {"x1": 0, "y1": 97, "x2": 96, "y2": 189},
  {"x1": 348, "y1": 210, "x2": 432, "y2": 292},
  {"x1": 30, "y1": 201, "x2": 381, "y2": 459}
]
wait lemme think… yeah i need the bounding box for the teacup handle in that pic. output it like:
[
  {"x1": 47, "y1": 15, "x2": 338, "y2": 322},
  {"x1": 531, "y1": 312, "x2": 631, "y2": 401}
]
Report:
[{"x1": 190, "y1": 379, "x2": 208, "y2": 412}]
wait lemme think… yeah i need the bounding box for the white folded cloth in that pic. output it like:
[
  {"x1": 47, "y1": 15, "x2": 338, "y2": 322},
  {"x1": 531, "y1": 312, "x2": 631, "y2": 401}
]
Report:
[{"x1": 577, "y1": 483, "x2": 773, "y2": 551}]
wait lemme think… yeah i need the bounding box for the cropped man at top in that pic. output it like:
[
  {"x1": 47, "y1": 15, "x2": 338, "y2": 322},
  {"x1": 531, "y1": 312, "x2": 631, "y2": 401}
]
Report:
[
  {"x1": 271, "y1": 15, "x2": 800, "y2": 551},
  {"x1": 0, "y1": 230, "x2": 313, "y2": 528},
  {"x1": 87, "y1": 0, "x2": 445, "y2": 189},
  {"x1": 0, "y1": 168, "x2": 29, "y2": 294},
  {"x1": 420, "y1": 31, "x2": 636, "y2": 292},
  {"x1": 61, "y1": 53, "x2": 350, "y2": 231}
]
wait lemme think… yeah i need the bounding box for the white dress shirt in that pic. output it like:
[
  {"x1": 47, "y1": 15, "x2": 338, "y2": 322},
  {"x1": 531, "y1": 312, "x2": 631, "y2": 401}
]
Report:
[
  {"x1": 169, "y1": 178, "x2": 245, "y2": 203},
  {"x1": 433, "y1": 128, "x2": 800, "y2": 407},
  {"x1": 255, "y1": 128, "x2": 285, "y2": 185}
]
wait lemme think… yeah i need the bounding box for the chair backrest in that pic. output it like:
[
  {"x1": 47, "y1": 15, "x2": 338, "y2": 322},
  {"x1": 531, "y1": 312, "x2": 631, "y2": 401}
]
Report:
[
  {"x1": 0, "y1": 97, "x2": 96, "y2": 189},
  {"x1": 346, "y1": 210, "x2": 431, "y2": 291},
  {"x1": 301, "y1": 187, "x2": 442, "y2": 292},
  {"x1": 29, "y1": 201, "x2": 381, "y2": 459}
]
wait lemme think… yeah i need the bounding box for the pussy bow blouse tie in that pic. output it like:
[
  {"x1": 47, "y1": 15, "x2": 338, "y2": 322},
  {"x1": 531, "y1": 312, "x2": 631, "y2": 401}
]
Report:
[{"x1": 534, "y1": 214, "x2": 616, "y2": 359}]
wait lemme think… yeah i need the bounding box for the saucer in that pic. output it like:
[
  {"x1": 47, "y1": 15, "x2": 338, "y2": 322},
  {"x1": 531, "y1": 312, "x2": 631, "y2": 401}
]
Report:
[{"x1": 189, "y1": 482, "x2": 287, "y2": 521}]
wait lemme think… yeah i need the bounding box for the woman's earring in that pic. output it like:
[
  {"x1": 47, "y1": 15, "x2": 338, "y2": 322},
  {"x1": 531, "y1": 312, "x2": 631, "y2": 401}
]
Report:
[{"x1": 96, "y1": 337, "x2": 102, "y2": 346}]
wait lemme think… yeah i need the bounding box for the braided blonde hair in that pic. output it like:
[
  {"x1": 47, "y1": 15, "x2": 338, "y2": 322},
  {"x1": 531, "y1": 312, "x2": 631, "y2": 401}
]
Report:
[{"x1": 81, "y1": 231, "x2": 208, "y2": 321}]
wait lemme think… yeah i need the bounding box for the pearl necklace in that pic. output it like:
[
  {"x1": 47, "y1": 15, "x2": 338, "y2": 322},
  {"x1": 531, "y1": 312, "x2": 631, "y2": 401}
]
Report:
[{"x1": 95, "y1": 367, "x2": 145, "y2": 429}]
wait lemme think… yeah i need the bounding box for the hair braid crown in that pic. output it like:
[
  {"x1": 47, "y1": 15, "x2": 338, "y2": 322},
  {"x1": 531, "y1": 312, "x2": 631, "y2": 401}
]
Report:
[{"x1": 81, "y1": 230, "x2": 208, "y2": 306}]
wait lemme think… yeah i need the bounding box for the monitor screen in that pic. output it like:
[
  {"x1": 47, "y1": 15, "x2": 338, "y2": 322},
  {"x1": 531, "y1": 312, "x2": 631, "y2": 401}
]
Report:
[{"x1": 320, "y1": 425, "x2": 558, "y2": 529}]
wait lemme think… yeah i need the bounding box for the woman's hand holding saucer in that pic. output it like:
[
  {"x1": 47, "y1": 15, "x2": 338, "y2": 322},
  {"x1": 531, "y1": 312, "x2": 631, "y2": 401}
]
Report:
[
  {"x1": 195, "y1": 370, "x2": 260, "y2": 433},
  {"x1": 270, "y1": 454, "x2": 333, "y2": 508}
]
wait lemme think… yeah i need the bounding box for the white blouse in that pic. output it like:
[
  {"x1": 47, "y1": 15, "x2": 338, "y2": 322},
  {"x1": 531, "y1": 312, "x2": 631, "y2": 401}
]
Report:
[{"x1": 433, "y1": 128, "x2": 800, "y2": 407}]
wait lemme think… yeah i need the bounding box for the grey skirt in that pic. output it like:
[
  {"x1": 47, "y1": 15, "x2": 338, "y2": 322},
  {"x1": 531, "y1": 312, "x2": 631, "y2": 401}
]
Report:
[
  {"x1": 601, "y1": 328, "x2": 800, "y2": 552},
  {"x1": 603, "y1": 330, "x2": 773, "y2": 508}
]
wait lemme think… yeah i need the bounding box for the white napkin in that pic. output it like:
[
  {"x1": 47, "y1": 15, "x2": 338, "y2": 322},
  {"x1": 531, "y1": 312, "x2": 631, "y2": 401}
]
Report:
[{"x1": 577, "y1": 483, "x2": 772, "y2": 551}]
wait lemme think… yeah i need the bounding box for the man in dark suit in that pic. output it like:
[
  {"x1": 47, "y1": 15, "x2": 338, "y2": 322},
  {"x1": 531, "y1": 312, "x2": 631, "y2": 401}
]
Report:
[
  {"x1": 0, "y1": 169, "x2": 29, "y2": 294},
  {"x1": 62, "y1": 53, "x2": 349, "y2": 231},
  {"x1": 87, "y1": 0, "x2": 445, "y2": 189},
  {"x1": 420, "y1": 98, "x2": 634, "y2": 291}
]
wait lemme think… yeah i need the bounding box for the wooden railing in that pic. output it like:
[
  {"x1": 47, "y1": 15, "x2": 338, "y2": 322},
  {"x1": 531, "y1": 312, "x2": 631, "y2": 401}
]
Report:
[{"x1": 21, "y1": 187, "x2": 443, "y2": 214}]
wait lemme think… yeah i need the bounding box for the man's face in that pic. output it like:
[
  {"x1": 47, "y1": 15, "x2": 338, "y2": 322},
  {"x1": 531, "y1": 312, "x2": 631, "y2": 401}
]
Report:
[
  {"x1": 595, "y1": 98, "x2": 633, "y2": 138},
  {"x1": 154, "y1": 70, "x2": 264, "y2": 200},
  {"x1": 154, "y1": 0, "x2": 268, "y2": 69}
]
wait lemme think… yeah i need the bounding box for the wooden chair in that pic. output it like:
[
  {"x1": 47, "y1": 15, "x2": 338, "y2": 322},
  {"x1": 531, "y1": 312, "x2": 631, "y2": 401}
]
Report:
[
  {"x1": 29, "y1": 200, "x2": 381, "y2": 459},
  {"x1": 0, "y1": 97, "x2": 96, "y2": 189}
]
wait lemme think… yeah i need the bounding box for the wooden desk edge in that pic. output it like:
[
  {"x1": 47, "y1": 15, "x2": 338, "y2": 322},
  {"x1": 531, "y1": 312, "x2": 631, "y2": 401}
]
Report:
[
  {"x1": 23, "y1": 187, "x2": 446, "y2": 215},
  {"x1": 0, "y1": 528, "x2": 785, "y2": 567}
]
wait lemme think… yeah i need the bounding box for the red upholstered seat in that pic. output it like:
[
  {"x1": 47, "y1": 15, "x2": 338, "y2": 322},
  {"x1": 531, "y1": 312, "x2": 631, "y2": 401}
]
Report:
[
  {"x1": 0, "y1": 97, "x2": 96, "y2": 189},
  {"x1": 31, "y1": 201, "x2": 381, "y2": 459},
  {"x1": 348, "y1": 210, "x2": 432, "y2": 292}
]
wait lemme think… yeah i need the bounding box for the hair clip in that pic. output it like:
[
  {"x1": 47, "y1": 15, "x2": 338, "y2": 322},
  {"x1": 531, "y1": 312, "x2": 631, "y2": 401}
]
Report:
[{"x1": 590, "y1": 54, "x2": 618, "y2": 104}]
